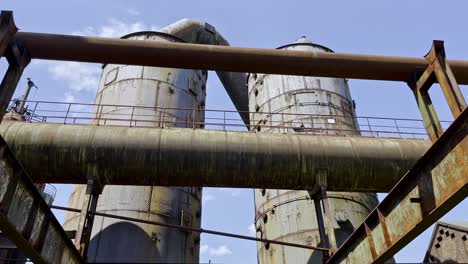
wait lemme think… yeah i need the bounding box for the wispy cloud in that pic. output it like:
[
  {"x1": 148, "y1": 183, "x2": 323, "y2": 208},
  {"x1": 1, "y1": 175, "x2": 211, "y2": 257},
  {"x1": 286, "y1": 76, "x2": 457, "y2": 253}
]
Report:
[
  {"x1": 248, "y1": 224, "x2": 256, "y2": 236},
  {"x1": 43, "y1": 18, "x2": 159, "y2": 103},
  {"x1": 202, "y1": 193, "x2": 216, "y2": 205},
  {"x1": 200, "y1": 244, "x2": 233, "y2": 257},
  {"x1": 48, "y1": 61, "x2": 100, "y2": 93},
  {"x1": 72, "y1": 18, "x2": 159, "y2": 38},
  {"x1": 218, "y1": 188, "x2": 242, "y2": 197}
]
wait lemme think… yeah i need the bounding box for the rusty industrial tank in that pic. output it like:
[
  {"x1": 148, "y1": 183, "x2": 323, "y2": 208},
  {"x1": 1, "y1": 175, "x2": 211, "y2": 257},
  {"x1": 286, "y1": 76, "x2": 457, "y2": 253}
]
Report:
[
  {"x1": 248, "y1": 37, "x2": 379, "y2": 264},
  {"x1": 63, "y1": 32, "x2": 206, "y2": 263}
]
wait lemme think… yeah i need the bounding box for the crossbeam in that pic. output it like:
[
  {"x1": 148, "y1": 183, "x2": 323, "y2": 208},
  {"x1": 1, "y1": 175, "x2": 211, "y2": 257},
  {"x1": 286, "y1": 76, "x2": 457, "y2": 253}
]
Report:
[{"x1": 13, "y1": 32, "x2": 468, "y2": 84}]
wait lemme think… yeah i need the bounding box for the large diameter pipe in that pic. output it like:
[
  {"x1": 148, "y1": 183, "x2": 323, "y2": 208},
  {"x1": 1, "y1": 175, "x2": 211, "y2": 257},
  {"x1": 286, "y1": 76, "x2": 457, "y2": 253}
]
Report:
[
  {"x1": 14, "y1": 32, "x2": 468, "y2": 84},
  {"x1": 159, "y1": 19, "x2": 250, "y2": 126},
  {"x1": 0, "y1": 121, "x2": 431, "y2": 192}
]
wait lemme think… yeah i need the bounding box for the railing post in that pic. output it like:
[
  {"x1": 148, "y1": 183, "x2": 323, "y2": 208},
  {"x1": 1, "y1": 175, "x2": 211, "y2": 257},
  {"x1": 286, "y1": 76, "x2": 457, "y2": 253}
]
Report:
[
  {"x1": 394, "y1": 119, "x2": 402, "y2": 138},
  {"x1": 223, "y1": 111, "x2": 226, "y2": 130},
  {"x1": 192, "y1": 107, "x2": 196, "y2": 129},
  {"x1": 281, "y1": 112, "x2": 285, "y2": 133},
  {"x1": 366, "y1": 118, "x2": 373, "y2": 137},
  {"x1": 161, "y1": 108, "x2": 166, "y2": 128},
  {"x1": 96, "y1": 104, "x2": 103, "y2": 125},
  {"x1": 130, "y1": 106, "x2": 135, "y2": 127},
  {"x1": 64, "y1": 103, "x2": 71, "y2": 124},
  {"x1": 29, "y1": 101, "x2": 38, "y2": 122},
  {"x1": 336, "y1": 114, "x2": 342, "y2": 136}
]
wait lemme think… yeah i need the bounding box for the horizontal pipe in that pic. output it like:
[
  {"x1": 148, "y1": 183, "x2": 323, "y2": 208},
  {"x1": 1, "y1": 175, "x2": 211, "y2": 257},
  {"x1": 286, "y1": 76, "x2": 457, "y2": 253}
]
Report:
[
  {"x1": 14, "y1": 32, "x2": 468, "y2": 84},
  {"x1": 0, "y1": 121, "x2": 431, "y2": 192}
]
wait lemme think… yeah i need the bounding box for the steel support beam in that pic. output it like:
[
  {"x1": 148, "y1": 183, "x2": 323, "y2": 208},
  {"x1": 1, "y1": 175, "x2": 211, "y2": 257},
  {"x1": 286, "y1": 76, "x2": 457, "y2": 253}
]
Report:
[
  {"x1": 327, "y1": 41, "x2": 468, "y2": 264},
  {"x1": 10, "y1": 32, "x2": 468, "y2": 84},
  {"x1": 0, "y1": 12, "x2": 29, "y2": 120},
  {"x1": 0, "y1": 121, "x2": 431, "y2": 192},
  {"x1": 73, "y1": 179, "x2": 102, "y2": 259},
  {"x1": 327, "y1": 108, "x2": 467, "y2": 264},
  {"x1": 0, "y1": 135, "x2": 83, "y2": 263},
  {"x1": 0, "y1": 11, "x2": 17, "y2": 57}
]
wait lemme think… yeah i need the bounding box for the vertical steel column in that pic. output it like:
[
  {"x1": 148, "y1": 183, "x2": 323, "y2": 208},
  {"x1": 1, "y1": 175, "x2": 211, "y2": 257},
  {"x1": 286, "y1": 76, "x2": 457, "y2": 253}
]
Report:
[
  {"x1": 311, "y1": 196, "x2": 330, "y2": 262},
  {"x1": 0, "y1": 11, "x2": 17, "y2": 58},
  {"x1": 309, "y1": 170, "x2": 337, "y2": 263},
  {"x1": 0, "y1": 12, "x2": 29, "y2": 120},
  {"x1": 409, "y1": 40, "x2": 466, "y2": 142},
  {"x1": 74, "y1": 179, "x2": 103, "y2": 259}
]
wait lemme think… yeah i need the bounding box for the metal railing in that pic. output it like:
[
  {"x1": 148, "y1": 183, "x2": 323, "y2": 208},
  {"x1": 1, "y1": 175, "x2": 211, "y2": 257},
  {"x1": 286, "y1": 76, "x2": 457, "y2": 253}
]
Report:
[{"x1": 10, "y1": 100, "x2": 453, "y2": 139}]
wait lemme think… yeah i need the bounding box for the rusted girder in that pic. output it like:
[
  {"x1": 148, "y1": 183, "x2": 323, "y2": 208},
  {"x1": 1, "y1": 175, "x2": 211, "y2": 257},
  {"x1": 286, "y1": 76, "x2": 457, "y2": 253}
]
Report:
[
  {"x1": 11, "y1": 32, "x2": 468, "y2": 84},
  {"x1": 328, "y1": 41, "x2": 467, "y2": 264},
  {"x1": 0, "y1": 135, "x2": 84, "y2": 263},
  {"x1": 0, "y1": 11, "x2": 17, "y2": 57},
  {"x1": 327, "y1": 108, "x2": 467, "y2": 264},
  {"x1": 0, "y1": 121, "x2": 431, "y2": 192}
]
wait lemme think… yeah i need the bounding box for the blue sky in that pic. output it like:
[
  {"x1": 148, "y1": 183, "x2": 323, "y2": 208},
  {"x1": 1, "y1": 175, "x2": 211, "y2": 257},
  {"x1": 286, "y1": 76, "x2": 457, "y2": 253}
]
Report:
[{"x1": 1, "y1": 0, "x2": 467, "y2": 263}]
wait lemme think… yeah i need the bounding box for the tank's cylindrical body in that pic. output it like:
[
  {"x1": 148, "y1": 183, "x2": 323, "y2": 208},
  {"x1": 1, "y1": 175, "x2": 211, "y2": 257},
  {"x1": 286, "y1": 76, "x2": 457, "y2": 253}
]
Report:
[
  {"x1": 248, "y1": 39, "x2": 379, "y2": 264},
  {"x1": 63, "y1": 32, "x2": 206, "y2": 263}
]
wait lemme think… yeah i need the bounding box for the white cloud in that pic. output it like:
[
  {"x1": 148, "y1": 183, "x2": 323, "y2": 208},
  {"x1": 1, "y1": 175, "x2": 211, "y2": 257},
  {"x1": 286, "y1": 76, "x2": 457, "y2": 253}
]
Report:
[
  {"x1": 72, "y1": 18, "x2": 158, "y2": 38},
  {"x1": 64, "y1": 92, "x2": 76, "y2": 103},
  {"x1": 46, "y1": 18, "x2": 159, "y2": 103},
  {"x1": 200, "y1": 244, "x2": 232, "y2": 257},
  {"x1": 218, "y1": 188, "x2": 241, "y2": 197},
  {"x1": 48, "y1": 62, "x2": 100, "y2": 93},
  {"x1": 200, "y1": 244, "x2": 209, "y2": 255},
  {"x1": 202, "y1": 193, "x2": 215, "y2": 205},
  {"x1": 248, "y1": 224, "x2": 256, "y2": 236}
]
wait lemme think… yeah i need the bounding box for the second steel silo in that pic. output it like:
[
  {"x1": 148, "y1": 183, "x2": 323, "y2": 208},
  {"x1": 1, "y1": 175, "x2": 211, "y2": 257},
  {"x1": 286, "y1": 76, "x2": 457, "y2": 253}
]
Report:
[
  {"x1": 248, "y1": 37, "x2": 379, "y2": 263},
  {"x1": 63, "y1": 32, "x2": 206, "y2": 263}
]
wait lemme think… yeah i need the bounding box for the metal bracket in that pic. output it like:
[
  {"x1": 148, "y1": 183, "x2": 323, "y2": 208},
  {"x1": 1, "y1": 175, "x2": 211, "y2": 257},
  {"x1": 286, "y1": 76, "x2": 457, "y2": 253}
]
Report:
[
  {"x1": 408, "y1": 40, "x2": 466, "y2": 142},
  {"x1": 74, "y1": 178, "x2": 104, "y2": 259}
]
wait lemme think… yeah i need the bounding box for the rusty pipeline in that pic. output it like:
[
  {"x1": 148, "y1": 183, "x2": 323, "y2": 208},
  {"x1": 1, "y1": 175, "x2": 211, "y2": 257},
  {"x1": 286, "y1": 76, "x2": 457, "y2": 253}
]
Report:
[
  {"x1": 12, "y1": 32, "x2": 468, "y2": 84},
  {"x1": 0, "y1": 121, "x2": 431, "y2": 192}
]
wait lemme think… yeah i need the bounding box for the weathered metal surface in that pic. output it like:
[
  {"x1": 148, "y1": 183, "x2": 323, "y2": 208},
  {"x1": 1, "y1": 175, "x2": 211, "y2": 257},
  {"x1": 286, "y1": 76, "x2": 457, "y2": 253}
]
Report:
[
  {"x1": 0, "y1": 11, "x2": 17, "y2": 57},
  {"x1": 73, "y1": 179, "x2": 102, "y2": 259},
  {"x1": 250, "y1": 39, "x2": 379, "y2": 264},
  {"x1": 0, "y1": 136, "x2": 83, "y2": 263},
  {"x1": 0, "y1": 121, "x2": 430, "y2": 191},
  {"x1": 12, "y1": 31, "x2": 468, "y2": 85},
  {"x1": 428, "y1": 41, "x2": 466, "y2": 119},
  {"x1": 63, "y1": 32, "x2": 205, "y2": 263},
  {"x1": 0, "y1": 41, "x2": 30, "y2": 120},
  {"x1": 410, "y1": 41, "x2": 467, "y2": 142},
  {"x1": 327, "y1": 108, "x2": 468, "y2": 264},
  {"x1": 423, "y1": 221, "x2": 468, "y2": 263},
  {"x1": 159, "y1": 19, "x2": 249, "y2": 125}
]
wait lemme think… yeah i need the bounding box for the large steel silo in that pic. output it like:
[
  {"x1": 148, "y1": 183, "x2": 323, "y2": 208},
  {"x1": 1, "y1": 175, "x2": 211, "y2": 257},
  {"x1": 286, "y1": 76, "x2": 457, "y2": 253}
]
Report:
[
  {"x1": 63, "y1": 32, "x2": 206, "y2": 263},
  {"x1": 248, "y1": 37, "x2": 379, "y2": 263}
]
